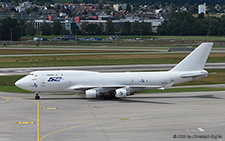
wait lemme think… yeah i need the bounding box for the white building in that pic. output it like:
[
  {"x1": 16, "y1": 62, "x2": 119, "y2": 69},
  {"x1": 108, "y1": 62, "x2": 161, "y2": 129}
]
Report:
[
  {"x1": 113, "y1": 4, "x2": 133, "y2": 11},
  {"x1": 15, "y1": 1, "x2": 32, "y2": 13},
  {"x1": 80, "y1": 18, "x2": 164, "y2": 33},
  {"x1": 32, "y1": 20, "x2": 71, "y2": 32},
  {"x1": 59, "y1": 12, "x2": 67, "y2": 17},
  {"x1": 198, "y1": 3, "x2": 206, "y2": 14}
]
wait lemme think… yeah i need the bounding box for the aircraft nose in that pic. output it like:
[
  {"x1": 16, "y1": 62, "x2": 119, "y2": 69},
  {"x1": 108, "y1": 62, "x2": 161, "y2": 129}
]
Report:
[{"x1": 15, "y1": 78, "x2": 27, "y2": 89}]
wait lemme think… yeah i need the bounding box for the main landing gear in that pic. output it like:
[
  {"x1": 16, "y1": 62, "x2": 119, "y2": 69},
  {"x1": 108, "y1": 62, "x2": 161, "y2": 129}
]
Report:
[{"x1": 35, "y1": 93, "x2": 40, "y2": 100}]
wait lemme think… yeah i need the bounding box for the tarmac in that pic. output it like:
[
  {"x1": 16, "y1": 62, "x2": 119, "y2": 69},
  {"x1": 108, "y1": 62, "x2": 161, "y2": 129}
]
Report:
[{"x1": 0, "y1": 91, "x2": 225, "y2": 141}]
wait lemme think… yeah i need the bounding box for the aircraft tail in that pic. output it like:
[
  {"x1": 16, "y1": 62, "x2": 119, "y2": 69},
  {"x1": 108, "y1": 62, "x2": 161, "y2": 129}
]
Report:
[{"x1": 170, "y1": 42, "x2": 213, "y2": 72}]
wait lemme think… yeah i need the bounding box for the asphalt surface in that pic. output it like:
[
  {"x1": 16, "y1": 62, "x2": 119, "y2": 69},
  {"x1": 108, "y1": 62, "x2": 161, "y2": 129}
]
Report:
[
  {"x1": 0, "y1": 91, "x2": 224, "y2": 141},
  {"x1": 0, "y1": 63, "x2": 224, "y2": 75}
]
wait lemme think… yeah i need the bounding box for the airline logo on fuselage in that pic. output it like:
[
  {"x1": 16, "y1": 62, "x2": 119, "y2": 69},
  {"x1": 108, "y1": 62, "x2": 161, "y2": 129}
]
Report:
[
  {"x1": 48, "y1": 77, "x2": 63, "y2": 82},
  {"x1": 31, "y1": 83, "x2": 38, "y2": 88}
]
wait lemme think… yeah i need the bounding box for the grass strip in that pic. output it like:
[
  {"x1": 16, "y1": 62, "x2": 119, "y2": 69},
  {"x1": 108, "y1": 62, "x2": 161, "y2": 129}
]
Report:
[
  {"x1": 0, "y1": 53, "x2": 224, "y2": 68},
  {"x1": 0, "y1": 85, "x2": 30, "y2": 93}
]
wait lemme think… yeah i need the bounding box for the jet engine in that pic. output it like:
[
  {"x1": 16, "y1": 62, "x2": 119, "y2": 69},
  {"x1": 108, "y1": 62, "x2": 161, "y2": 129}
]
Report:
[
  {"x1": 85, "y1": 89, "x2": 100, "y2": 98},
  {"x1": 115, "y1": 88, "x2": 132, "y2": 98}
]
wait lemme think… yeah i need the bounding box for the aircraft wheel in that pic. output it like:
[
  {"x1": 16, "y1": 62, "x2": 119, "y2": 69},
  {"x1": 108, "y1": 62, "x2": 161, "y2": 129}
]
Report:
[
  {"x1": 35, "y1": 93, "x2": 40, "y2": 100},
  {"x1": 103, "y1": 94, "x2": 116, "y2": 100}
]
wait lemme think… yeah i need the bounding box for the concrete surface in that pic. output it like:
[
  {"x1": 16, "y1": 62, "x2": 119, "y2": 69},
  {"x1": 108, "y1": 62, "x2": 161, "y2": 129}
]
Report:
[{"x1": 0, "y1": 91, "x2": 225, "y2": 141}]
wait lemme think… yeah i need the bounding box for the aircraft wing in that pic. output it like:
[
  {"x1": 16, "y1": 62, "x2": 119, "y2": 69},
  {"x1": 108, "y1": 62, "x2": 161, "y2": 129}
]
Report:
[{"x1": 68, "y1": 85, "x2": 162, "y2": 91}]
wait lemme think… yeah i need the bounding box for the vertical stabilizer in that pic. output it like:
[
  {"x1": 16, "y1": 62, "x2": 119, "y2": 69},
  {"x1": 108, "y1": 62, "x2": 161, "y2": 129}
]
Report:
[{"x1": 170, "y1": 42, "x2": 213, "y2": 71}]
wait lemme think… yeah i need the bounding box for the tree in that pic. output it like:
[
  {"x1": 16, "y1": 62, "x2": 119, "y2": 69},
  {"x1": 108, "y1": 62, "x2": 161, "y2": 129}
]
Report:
[
  {"x1": 72, "y1": 23, "x2": 81, "y2": 36},
  {"x1": 106, "y1": 19, "x2": 114, "y2": 34},
  {"x1": 198, "y1": 13, "x2": 205, "y2": 19},
  {"x1": 158, "y1": 12, "x2": 195, "y2": 35},
  {"x1": 17, "y1": 18, "x2": 26, "y2": 36},
  {"x1": 126, "y1": 4, "x2": 131, "y2": 12},
  {"x1": 139, "y1": 22, "x2": 152, "y2": 35},
  {"x1": 204, "y1": 17, "x2": 220, "y2": 35},
  {"x1": 184, "y1": 2, "x2": 190, "y2": 10},
  {"x1": 131, "y1": 21, "x2": 140, "y2": 35},
  {"x1": 158, "y1": 18, "x2": 181, "y2": 35},
  {"x1": 81, "y1": 22, "x2": 88, "y2": 35},
  {"x1": 96, "y1": 23, "x2": 103, "y2": 35},
  {"x1": 1, "y1": 17, "x2": 21, "y2": 41},
  {"x1": 24, "y1": 22, "x2": 36, "y2": 36},
  {"x1": 218, "y1": 16, "x2": 225, "y2": 35},
  {"x1": 85, "y1": 24, "x2": 98, "y2": 35},
  {"x1": 39, "y1": 22, "x2": 51, "y2": 35},
  {"x1": 52, "y1": 20, "x2": 63, "y2": 35},
  {"x1": 191, "y1": 19, "x2": 207, "y2": 35},
  {"x1": 189, "y1": 3, "x2": 198, "y2": 14},
  {"x1": 0, "y1": 23, "x2": 3, "y2": 40},
  {"x1": 118, "y1": 6, "x2": 123, "y2": 11},
  {"x1": 121, "y1": 21, "x2": 131, "y2": 35}
]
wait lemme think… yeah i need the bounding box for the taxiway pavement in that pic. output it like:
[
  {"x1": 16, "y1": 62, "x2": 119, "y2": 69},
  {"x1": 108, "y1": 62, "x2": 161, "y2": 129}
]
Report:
[{"x1": 0, "y1": 91, "x2": 224, "y2": 141}]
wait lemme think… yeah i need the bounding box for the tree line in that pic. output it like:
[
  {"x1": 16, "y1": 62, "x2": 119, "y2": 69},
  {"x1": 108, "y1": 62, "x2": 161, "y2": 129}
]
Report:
[
  {"x1": 0, "y1": 17, "x2": 153, "y2": 41},
  {"x1": 78, "y1": 19, "x2": 152, "y2": 36},
  {"x1": 0, "y1": 17, "x2": 71, "y2": 41},
  {"x1": 158, "y1": 12, "x2": 225, "y2": 36},
  {"x1": 2, "y1": 12, "x2": 225, "y2": 41},
  {"x1": 3, "y1": 0, "x2": 225, "y2": 5}
]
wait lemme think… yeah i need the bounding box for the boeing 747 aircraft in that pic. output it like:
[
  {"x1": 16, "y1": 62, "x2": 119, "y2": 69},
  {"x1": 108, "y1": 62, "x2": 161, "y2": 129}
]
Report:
[{"x1": 15, "y1": 42, "x2": 213, "y2": 99}]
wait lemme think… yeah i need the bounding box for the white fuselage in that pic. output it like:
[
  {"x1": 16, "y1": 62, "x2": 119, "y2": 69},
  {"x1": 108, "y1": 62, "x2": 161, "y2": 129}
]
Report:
[{"x1": 15, "y1": 70, "x2": 206, "y2": 93}]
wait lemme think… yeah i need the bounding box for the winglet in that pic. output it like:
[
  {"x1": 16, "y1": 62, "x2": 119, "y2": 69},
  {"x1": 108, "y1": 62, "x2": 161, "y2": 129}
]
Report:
[{"x1": 170, "y1": 42, "x2": 213, "y2": 71}]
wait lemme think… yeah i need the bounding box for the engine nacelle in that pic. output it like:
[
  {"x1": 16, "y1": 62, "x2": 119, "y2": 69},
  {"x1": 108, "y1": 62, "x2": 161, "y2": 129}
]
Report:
[
  {"x1": 85, "y1": 89, "x2": 100, "y2": 98},
  {"x1": 115, "y1": 88, "x2": 131, "y2": 98}
]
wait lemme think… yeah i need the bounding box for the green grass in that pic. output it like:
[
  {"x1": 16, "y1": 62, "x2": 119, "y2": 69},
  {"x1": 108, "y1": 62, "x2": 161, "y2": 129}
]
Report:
[
  {"x1": 153, "y1": 35, "x2": 225, "y2": 41},
  {"x1": 0, "y1": 58, "x2": 178, "y2": 68},
  {"x1": 0, "y1": 85, "x2": 30, "y2": 93},
  {"x1": 0, "y1": 49, "x2": 134, "y2": 55},
  {"x1": 0, "y1": 75, "x2": 24, "y2": 85},
  {"x1": 0, "y1": 75, "x2": 29, "y2": 93},
  {"x1": 0, "y1": 54, "x2": 223, "y2": 68}
]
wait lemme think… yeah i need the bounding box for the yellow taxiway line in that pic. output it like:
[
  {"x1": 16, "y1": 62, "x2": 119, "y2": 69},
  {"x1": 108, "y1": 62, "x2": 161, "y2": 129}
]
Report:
[
  {"x1": 32, "y1": 100, "x2": 40, "y2": 141},
  {"x1": 17, "y1": 121, "x2": 35, "y2": 124},
  {"x1": 0, "y1": 96, "x2": 9, "y2": 104},
  {"x1": 40, "y1": 118, "x2": 132, "y2": 141}
]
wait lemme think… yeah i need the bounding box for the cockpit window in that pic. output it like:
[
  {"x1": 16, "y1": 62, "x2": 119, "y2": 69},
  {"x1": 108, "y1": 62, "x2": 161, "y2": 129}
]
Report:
[{"x1": 28, "y1": 73, "x2": 34, "y2": 76}]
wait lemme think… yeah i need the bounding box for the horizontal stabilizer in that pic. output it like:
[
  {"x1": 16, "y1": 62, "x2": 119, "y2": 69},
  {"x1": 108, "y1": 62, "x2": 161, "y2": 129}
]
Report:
[{"x1": 181, "y1": 71, "x2": 208, "y2": 78}]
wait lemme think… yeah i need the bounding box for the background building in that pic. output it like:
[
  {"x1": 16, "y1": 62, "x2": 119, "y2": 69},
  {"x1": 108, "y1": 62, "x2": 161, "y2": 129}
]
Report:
[{"x1": 198, "y1": 3, "x2": 206, "y2": 14}]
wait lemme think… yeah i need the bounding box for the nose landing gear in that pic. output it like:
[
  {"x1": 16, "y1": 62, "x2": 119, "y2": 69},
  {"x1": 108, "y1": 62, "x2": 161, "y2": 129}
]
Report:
[{"x1": 35, "y1": 93, "x2": 40, "y2": 100}]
